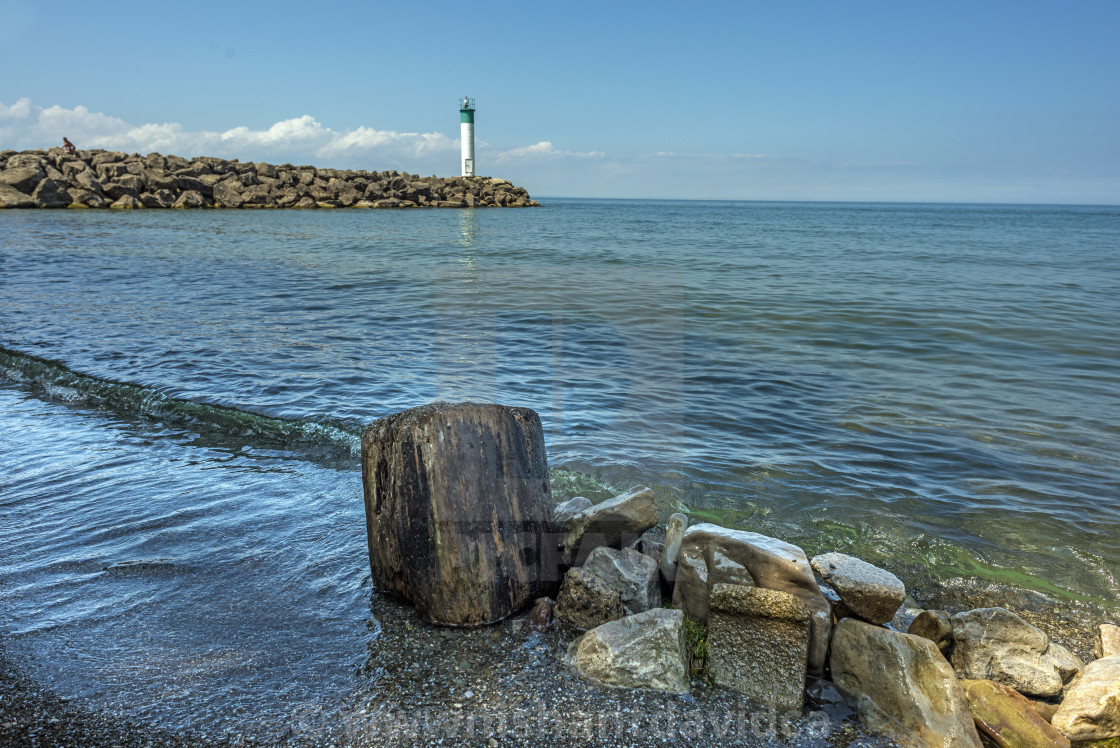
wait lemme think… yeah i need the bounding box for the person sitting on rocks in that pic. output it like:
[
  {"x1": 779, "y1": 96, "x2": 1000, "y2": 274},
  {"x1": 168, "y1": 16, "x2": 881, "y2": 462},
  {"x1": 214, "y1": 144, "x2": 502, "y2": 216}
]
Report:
[{"x1": 62, "y1": 137, "x2": 77, "y2": 155}]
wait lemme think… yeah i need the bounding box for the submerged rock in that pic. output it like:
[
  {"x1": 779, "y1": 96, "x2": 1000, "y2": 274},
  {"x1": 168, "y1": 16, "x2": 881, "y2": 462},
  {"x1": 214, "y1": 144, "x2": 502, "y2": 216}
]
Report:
[
  {"x1": 527, "y1": 597, "x2": 554, "y2": 633},
  {"x1": 951, "y1": 608, "x2": 1082, "y2": 699},
  {"x1": 559, "y1": 486, "x2": 658, "y2": 565},
  {"x1": 810, "y1": 552, "x2": 905, "y2": 625},
  {"x1": 960, "y1": 678, "x2": 1070, "y2": 748},
  {"x1": 554, "y1": 567, "x2": 626, "y2": 631},
  {"x1": 360, "y1": 402, "x2": 555, "y2": 626},
  {"x1": 567, "y1": 608, "x2": 689, "y2": 694},
  {"x1": 1052, "y1": 656, "x2": 1120, "y2": 742},
  {"x1": 670, "y1": 523, "x2": 831, "y2": 675},
  {"x1": 707, "y1": 583, "x2": 811, "y2": 711},
  {"x1": 581, "y1": 546, "x2": 661, "y2": 614},
  {"x1": 831, "y1": 618, "x2": 982, "y2": 748}
]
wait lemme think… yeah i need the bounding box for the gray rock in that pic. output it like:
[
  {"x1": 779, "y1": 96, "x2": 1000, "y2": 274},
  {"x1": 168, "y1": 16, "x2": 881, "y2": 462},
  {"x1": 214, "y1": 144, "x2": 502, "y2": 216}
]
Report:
[
  {"x1": 175, "y1": 176, "x2": 211, "y2": 196},
  {"x1": 554, "y1": 567, "x2": 626, "y2": 631},
  {"x1": 567, "y1": 608, "x2": 689, "y2": 693},
  {"x1": 0, "y1": 183, "x2": 36, "y2": 208},
  {"x1": 670, "y1": 523, "x2": 830, "y2": 676},
  {"x1": 1052, "y1": 655, "x2": 1120, "y2": 742},
  {"x1": 0, "y1": 165, "x2": 45, "y2": 193},
  {"x1": 172, "y1": 190, "x2": 207, "y2": 209},
  {"x1": 1045, "y1": 642, "x2": 1084, "y2": 684},
  {"x1": 66, "y1": 189, "x2": 110, "y2": 208},
  {"x1": 554, "y1": 496, "x2": 592, "y2": 527},
  {"x1": 31, "y1": 178, "x2": 72, "y2": 207},
  {"x1": 672, "y1": 542, "x2": 710, "y2": 619},
  {"x1": 68, "y1": 167, "x2": 103, "y2": 195},
  {"x1": 560, "y1": 486, "x2": 658, "y2": 565},
  {"x1": 908, "y1": 610, "x2": 953, "y2": 654},
  {"x1": 360, "y1": 402, "x2": 555, "y2": 626},
  {"x1": 102, "y1": 179, "x2": 141, "y2": 201},
  {"x1": 212, "y1": 178, "x2": 246, "y2": 208},
  {"x1": 660, "y1": 512, "x2": 687, "y2": 582},
  {"x1": 831, "y1": 618, "x2": 982, "y2": 748},
  {"x1": 707, "y1": 583, "x2": 811, "y2": 711},
  {"x1": 582, "y1": 546, "x2": 660, "y2": 613},
  {"x1": 140, "y1": 190, "x2": 177, "y2": 208},
  {"x1": 631, "y1": 537, "x2": 663, "y2": 565},
  {"x1": 142, "y1": 169, "x2": 179, "y2": 191},
  {"x1": 241, "y1": 184, "x2": 273, "y2": 206},
  {"x1": 6, "y1": 153, "x2": 47, "y2": 169},
  {"x1": 810, "y1": 552, "x2": 905, "y2": 624},
  {"x1": 109, "y1": 195, "x2": 142, "y2": 209},
  {"x1": 1095, "y1": 623, "x2": 1120, "y2": 660},
  {"x1": 951, "y1": 607, "x2": 1078, "y2": 699}
]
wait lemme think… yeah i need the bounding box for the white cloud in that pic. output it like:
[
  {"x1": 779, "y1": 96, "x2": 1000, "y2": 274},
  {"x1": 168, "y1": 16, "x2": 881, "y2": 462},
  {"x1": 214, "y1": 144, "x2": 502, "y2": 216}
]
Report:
[
  {"x1": 494, "y1": 141, "x2": 605, "y2": 161},
  {"x1": 0, "y1": 98, "x2": 459, "y2": 169}
]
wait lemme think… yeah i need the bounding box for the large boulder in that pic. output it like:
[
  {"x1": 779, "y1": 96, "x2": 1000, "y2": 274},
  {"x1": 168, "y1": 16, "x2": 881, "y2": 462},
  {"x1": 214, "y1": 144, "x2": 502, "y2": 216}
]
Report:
[
  {"x1": 960, "y1": 679, "x2": 1070, "y2": 748},
  {"x1": 707, "y1": 583, "x2": 811, "y2": 711},
  {"x1": 581, "y1": 546, "x2": 660, "y2": 613},
  {"x1": 140, "y1": 189, "x2": 177, "y2": 208},
  {"x1": 0, "y1": 184, "x2": 35, "y2": 208},
  {"x1": 1052, "y1": 656, "x2": 1120, "y2": 742},
  {"x1": 559, "y1": 486, "x2": 658, "y2": 565},
  {"x1": 810, "y1": 552, "x2": 905, "y2": 624},
  {"x1": 31, "y1": 178, "x2": 72, "y2": 207},
  {"x1": 1096, "y1": 624, "x2": 1120, "y2": 660},
  {"x1": 212, "y1": 178, "x2": 246, "y2": 207},
  {"x1": 360, "y1": 402, "x2": 556, "y2": 626},
  {"x1": 566, "y1": 608, "x2": 689, "y2": 693},
  {"x1": 831, "y1": 618, "x2": 982, "y2": 748},
  {"x1": 0, "y1": 165, "x2": 45, "y2": 192},
  {"x1": 172, "y1": 190, "x2": 207, "y2": 209},
  {"x1": 109, "y1": 195, "x2": 142, "y2": 209},
  {"x1": 554, "y1": 567, "x2": 626, "y2": 630},
  {"x1": 951, "y1": 608, "x2": 1083, "y2": 699},
  {"x1": 670, "y1": 523, "x2": 831, "y2": 676}
]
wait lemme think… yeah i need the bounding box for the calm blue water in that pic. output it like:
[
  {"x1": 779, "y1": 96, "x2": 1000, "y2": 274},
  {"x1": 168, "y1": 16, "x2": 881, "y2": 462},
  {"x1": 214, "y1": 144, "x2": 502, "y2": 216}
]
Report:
[{"x1": 2, "y1": 200, "x2": 1119, "y2": 735}]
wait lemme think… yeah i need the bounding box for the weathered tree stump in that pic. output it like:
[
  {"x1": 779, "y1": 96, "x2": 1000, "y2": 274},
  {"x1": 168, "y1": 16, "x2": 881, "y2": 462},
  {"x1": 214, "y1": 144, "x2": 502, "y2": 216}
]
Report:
[{"x1": 360, "y1": 402, "x2": 557, "y2": 625}]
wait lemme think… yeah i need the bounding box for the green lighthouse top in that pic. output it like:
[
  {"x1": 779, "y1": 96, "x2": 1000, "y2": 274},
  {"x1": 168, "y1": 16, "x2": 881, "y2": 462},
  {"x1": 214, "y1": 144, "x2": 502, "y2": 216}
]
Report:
[{"x1": 460, "y1": 96, "x2": 475, "y2": 124}]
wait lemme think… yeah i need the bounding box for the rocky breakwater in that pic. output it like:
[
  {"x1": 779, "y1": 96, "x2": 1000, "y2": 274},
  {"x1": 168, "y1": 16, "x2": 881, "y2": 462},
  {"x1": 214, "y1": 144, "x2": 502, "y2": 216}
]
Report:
[{"x1": 0, "y1": 148, "x2": 539, "y2": 209}]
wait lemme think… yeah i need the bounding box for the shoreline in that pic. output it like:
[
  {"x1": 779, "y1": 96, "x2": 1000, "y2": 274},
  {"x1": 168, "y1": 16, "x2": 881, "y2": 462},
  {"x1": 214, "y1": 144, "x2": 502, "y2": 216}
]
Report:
[{"x1": 0, "y1": 532, "x2": 1104, "y2": 747}]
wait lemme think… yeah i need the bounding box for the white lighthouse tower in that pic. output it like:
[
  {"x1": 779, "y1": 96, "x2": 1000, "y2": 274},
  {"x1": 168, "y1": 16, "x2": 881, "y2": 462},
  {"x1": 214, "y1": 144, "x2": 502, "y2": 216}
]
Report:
[{"x1": 460, "y1": 96, "x2": 475, "y2": 177}]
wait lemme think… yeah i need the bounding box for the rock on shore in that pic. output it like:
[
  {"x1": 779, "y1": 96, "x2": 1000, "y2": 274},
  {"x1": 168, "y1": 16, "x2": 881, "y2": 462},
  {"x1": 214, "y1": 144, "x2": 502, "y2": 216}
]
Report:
[{"x1": 0, "y1": 148, "x2": 540, "y2": 209}]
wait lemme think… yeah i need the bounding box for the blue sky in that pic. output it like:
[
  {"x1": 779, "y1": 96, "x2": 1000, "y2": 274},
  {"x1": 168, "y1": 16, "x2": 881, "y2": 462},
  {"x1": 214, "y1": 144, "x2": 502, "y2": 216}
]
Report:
[{"x1": 2, "y1": 0, "x2": 1118, "y2": 203}]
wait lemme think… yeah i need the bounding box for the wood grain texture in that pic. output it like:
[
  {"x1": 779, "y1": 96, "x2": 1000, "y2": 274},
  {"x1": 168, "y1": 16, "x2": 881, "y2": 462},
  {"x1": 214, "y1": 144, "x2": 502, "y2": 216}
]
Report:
[{"x1": 361, "y1": 402, "x2": 557, "y2": 625}]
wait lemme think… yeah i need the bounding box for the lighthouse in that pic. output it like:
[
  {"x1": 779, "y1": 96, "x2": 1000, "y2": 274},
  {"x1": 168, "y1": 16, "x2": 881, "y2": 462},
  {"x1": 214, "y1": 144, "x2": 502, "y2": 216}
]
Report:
[{"x1": 460, "y1": 96, "x2": 475, "y2": 177}]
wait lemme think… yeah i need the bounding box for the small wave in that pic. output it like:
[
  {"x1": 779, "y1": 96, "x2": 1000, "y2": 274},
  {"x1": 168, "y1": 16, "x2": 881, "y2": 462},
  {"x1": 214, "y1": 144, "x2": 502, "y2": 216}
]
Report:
[{"x1": 0, "y1": 346, "x2": 360, "y2": 458}]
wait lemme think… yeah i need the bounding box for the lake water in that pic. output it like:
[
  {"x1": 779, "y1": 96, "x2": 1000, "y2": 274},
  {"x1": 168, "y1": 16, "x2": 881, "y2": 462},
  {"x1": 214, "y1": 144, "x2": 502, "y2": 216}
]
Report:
[{"x1": 2, "y1": 200, "x2": 1118, "y2": 738}]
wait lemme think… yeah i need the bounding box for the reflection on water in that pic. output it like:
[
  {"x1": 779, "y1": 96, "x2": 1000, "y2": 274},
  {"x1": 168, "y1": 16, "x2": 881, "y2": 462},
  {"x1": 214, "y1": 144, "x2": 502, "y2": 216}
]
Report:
[
  {"x1": 1, "y1": 200, "x2": 1119, "y2": 738},
  {"x1": 457, "y1": 207, "x2": 478, "y2": 248}
]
